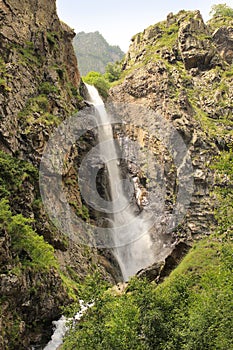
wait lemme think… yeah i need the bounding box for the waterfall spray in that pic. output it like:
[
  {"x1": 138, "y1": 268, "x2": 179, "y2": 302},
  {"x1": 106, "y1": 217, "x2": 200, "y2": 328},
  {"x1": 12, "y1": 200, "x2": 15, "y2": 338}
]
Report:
[{"x1": 85, "y1": 84, "x2": 156, "y2": 281}]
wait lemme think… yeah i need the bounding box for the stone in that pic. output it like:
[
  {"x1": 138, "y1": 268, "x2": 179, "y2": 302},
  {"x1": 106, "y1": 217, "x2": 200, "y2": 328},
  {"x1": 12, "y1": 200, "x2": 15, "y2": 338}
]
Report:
[
  {"x1": 137, "y1": 261, "x2": 164, "y2": 282},
  {"x1": 213, "y1": 26, "x2": 233, "y2": 64}
]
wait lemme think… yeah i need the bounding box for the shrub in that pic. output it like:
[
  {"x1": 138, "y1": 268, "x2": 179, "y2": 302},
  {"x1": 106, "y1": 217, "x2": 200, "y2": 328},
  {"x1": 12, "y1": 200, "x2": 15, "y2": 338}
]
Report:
[
  {"x1": 0, "y1": 199, "x2": 58, "y2": 270},
  {"x1": 210, "y1": 4, "x2": 233, "y2": 18},
  {"x1": 82, "y1": 71, "x2": 110, "y2": 99},
  {"x1": 104, "y1": 62, "x2": 121, "y2": 82},
  {"x1": 39, "y1": 82, "x2": 59, "y2": 95},
  {"x1": 0, "y1": 150, "x2": 37, "y2": 200},
  {"x1": 62, "y1": 237, "x2": 233, "y2": 350}
]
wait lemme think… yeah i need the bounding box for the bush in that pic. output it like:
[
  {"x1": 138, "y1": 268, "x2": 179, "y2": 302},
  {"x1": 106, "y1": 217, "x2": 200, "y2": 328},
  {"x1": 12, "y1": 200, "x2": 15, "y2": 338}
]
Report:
[
  {"x1": 104, "y1": 62, "x2": 121, "y2": 82},
  {"x1": 82, "y1": 71, "x2": 110, "y2": 99},
  {"x1": 210, "y1": 3, "x2": 233, "y2": 18},
  {"x1": 39, "y1": 82, "x2": 59, "y2": 95},
  {"x1": 0, "y1": 150, "x2": 37, "y2": 200},
  {"x1": 0, "y1": 199, "x2": 58, "y2": 270},
  {"x1": 62, "y1": 237, "x2": 233, "y2": 350}
]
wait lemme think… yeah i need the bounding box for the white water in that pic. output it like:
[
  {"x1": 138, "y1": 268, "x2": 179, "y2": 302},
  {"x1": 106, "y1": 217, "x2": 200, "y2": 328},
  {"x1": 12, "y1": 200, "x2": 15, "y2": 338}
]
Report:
[
  {"x1": 42, "y1": 300, "x2": 92, "y2": 350},
  {"x1": 85, "y1": 84, "x2": 155, "y2": 281}
]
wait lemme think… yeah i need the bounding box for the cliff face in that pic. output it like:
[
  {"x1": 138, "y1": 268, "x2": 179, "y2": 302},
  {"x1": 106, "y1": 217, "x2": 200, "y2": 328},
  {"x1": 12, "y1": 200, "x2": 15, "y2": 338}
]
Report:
[
  {"x1": 110, "y1": 10, "x2": 232, "y2": 241},
  {"x1": 0, "y1": 1, "x2": 109, "y2": 349},
  {"x1": 0, "y1": 0, "x2": 81, "y2": 162}
]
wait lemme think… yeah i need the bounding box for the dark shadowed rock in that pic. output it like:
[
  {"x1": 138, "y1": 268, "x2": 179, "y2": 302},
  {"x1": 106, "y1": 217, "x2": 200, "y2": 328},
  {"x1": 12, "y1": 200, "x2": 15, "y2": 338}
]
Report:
[
  {"x1": 137, "y1": 261, "x2": 164, "y2": 282},
  {"x1": 213, "y1": 26, "x2": 233, "y2": 64},
  {"x1": 137, "y1": 242, "x2": 191, "y2": 282},
  {"x1": 159, "y1": 242, "x2": 191, "y2": 280}
]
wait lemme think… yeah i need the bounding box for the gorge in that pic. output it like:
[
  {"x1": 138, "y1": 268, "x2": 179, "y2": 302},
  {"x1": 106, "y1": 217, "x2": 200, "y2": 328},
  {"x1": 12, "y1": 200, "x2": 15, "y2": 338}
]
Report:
[{"x1": 0, "y1": 1, "x2": 232, "y2": 349}]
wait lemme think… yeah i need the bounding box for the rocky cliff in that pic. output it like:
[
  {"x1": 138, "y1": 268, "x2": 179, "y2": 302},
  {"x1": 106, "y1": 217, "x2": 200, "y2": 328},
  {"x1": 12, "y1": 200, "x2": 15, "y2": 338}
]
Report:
[
  {"x1": 1, "y1": 4, "x2": 233, "y2": 349},
  {"x1": 0, "y1": 0, "x2": 81, "y2": 162},
  {"x1": 0, "y1": 1, "x2": 110, "y2": 349},
  {"x1": 110, "y1": 10, "x2": 233, "y2": 242}
]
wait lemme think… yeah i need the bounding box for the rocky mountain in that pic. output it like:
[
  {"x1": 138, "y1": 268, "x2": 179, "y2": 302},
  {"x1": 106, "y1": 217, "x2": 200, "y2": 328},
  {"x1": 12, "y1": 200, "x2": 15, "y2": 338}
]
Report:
[
  {"x1": 61, "y1": 8, "x2": 233, "y2": 349},
  {"x1": 73, "y1": 31, "x2": 124, "y2": 75},
  {"x1": 0, "y1": 1, "x2": 232, "y2": 349},
  {"x1": 110, "y1": 9, "x2": 233, "y2": 241},
  {"x1": 0, "y1": 1, "x2": 111, "y2": 348}
]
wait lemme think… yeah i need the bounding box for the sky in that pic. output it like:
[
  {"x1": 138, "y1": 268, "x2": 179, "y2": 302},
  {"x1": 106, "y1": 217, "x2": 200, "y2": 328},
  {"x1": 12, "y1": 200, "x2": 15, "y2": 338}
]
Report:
[{"x1": 57, "y1": 0, "x2": 233, "y2": 52}]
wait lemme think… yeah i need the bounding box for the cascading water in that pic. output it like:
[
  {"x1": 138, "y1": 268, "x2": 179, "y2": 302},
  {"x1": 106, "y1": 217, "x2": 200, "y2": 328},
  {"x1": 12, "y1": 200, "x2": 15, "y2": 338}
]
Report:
[
  {"x1": 85, "y1": 84, "x2": 156, "y2": 281},
  {"x1": 41, "y1": 301, "x2": 92, "y2": 350}
]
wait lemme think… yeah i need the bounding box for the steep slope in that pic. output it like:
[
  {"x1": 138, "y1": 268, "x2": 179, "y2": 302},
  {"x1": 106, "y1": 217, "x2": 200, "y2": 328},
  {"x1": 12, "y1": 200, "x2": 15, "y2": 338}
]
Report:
[
  {"x1": 73, "y1": 31, "x2": 124, "y2": 75},
  {"x1": 0, "y1": 0, "x2": 81, "y2": 162},
  {"x1": 61, "y1": 9, "x2": 233, "y2": 350},
  {"x1": 110, "y1": 9, "x2": 232, "y2": 241},
  {"x1": 0, "y1": 1, "x2": 110, "y2": 348}
]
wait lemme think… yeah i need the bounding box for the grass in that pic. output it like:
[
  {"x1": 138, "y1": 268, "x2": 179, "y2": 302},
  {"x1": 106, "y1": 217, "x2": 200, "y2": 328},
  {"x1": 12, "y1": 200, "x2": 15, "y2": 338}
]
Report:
[
  {"x1": 18, "y1": 94, "x2": 60, "y2": 130},
  {"x1": 0, "y1": 150, "x2": 38, "y2": 200},
  {"x1": 18, "y1": 41, "x2": 42, "y2": 66},
  {"x1": 0, "y1": 199, "x2": 58, "y2": 271}
]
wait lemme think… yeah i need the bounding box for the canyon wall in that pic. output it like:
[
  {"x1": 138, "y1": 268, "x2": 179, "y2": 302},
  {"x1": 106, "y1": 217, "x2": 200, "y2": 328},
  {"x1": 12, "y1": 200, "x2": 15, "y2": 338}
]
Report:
[
  {"x1": 0, "y1": 1, "x2": 110, "y2": 348},
  {"x1": 110, "y1": 10, "x2": 232, "y2": 243}
]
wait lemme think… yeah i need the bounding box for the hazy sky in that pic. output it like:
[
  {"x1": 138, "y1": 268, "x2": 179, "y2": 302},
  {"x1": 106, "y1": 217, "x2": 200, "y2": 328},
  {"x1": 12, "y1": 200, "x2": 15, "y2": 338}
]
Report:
[{"x1": 57, "y1": 0, "x2": 233, "y2": 51}]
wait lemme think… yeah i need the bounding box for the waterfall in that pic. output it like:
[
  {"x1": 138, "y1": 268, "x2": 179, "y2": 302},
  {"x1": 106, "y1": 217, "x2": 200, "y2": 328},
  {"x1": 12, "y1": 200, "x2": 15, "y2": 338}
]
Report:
[
  {"x1": 85, "y1": 84, "x2": 156, "y2": 281},
  {"x1": 41, "y1": 301, "x2": 92, "y2": 350}
]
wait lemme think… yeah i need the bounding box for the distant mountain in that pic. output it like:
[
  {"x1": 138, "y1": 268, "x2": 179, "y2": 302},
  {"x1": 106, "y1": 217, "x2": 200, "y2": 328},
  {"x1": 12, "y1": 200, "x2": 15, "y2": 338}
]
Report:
[{"x1": 73, "y1": 31, "x2": 124, "y2": 75}]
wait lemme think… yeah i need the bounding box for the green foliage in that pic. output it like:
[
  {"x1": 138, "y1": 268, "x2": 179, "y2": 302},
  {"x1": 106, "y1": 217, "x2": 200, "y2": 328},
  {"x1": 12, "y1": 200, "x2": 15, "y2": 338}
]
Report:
[
  {"x1": 0, "y1": 57, "x2": 12, "y2": 92},
  {"x1": 155, "y1": 21, "x2": 179, "y2": 50},
  {"x1": 83, "y1": 71, "x2": 110, "y2": 99},
  {"x1": 0, "y1": 150, "x2": 37, "y2": 200},
  {"x1": 0, "y1": 78, "x2": 11, "y2": 92},
  {"x1": 210, "y1": 3, "x2": 233, "y2": 18},
  {"x1": 19, "y1": 94, "x2": 49, "y2": 116},
  {"x1": 46, "y1": 31, "x2": 59, "y2": 48},
  {"x1": 104, "y1": 62, "x2": 122, "y2": 82},
  {"x1": 0, "y1": 199, "x2": 58, "y2": 270},
  {"x1": 18, "y1": 41, "x2": 41, "y2": 66},
  {"x1": 39, "y1": 82, "x2": 59, "y2": 95},
  {"x1": 19, "y1": 94, "x2": 60, "y2": 129},
  {"x1": 62, "y1": 237, "x2": 233, "y2": 350}
]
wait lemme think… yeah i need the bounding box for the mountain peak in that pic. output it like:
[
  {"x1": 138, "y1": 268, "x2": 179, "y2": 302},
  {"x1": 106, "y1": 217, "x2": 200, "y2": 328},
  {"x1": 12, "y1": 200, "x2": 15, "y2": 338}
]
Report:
[{"x1": 73, "y1": 31, "x2": 124, "y2": 75}]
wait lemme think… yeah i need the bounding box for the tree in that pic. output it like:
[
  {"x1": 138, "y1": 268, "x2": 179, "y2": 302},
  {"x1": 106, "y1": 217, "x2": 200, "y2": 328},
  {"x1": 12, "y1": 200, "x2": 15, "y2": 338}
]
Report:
[
  {"x1": 104, "y1": 62, "x2": 121, "y2": 82},
  {"x1": 82, "y1": 71, "x2": 110, "y2": 99},
  {"x1": 210, "y1": 3, "x2": 233, "y2": 18}
]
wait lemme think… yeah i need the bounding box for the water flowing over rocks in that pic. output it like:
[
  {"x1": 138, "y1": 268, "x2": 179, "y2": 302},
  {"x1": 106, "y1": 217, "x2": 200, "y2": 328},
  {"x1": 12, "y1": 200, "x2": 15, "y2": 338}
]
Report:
[{"x1": 0, "y1": 3, "x2": 233, "y2": 348}]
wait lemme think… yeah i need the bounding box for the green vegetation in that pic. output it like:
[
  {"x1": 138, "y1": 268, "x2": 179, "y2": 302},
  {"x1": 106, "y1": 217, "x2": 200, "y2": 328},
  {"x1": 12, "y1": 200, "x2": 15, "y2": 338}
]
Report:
[
  {"x1": 154, "y1": 21, "x2": 179, "y2": 50},
  {"x1": 39, "y1": 81, "x2": 59, "y2": 95},
  {"x1": 212, "y1": 149, "x2": 233, "y2": 234},
  {"x1": 0, "y1": 57, "x2": 12, "y2": 92},
  {"x1": 62, "y1": 234, "x2": 233, "y2": 350},
  {"x1": 19, "y1": 93, "x2": 60, "y2": 130},
  {"x1": 0, "y1": 151, "x2": 58, "y2": 271},
  {"x1": 0, "y1": 150, "x2": 37, "y2": 200},
  {"x1": 0, "y1": 199, "x2": 57, "y2": 271},
  {"x1": 208, "y1": 4, "x2": 233, "y2": 29},
  {"x1": 69, "y1": 201, "x2": 90, "y2": 222},
  {"x1": 46, "y1": 31, "x2": 59, "y2": 49},
  {"x1": 18, "y1": 41, "x2": 42, "y2": 66},
  {"x1": 83, "y1": 71, "x2": 110, "y2": 99},
  {"x1": 104, "y1": 62, "x2": 122, "y2": 82},
  {"x1": 0, "y1": 78, "x2": 11, "y2": 92},
  {"x1": 186, "y1": 64, "x2": 233, "y2": 139},
  {"x1": 210, "y1": 3, "x2": 233, "y2": 18}
]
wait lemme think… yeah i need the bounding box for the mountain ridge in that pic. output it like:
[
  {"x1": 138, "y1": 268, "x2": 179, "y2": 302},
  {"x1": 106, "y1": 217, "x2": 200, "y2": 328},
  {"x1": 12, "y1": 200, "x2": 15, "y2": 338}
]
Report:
[{"x1": 73, "y1": 31, "x2": 124, "y2": 75}]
